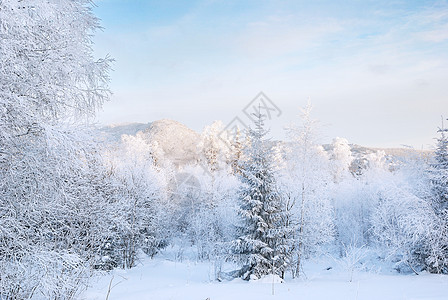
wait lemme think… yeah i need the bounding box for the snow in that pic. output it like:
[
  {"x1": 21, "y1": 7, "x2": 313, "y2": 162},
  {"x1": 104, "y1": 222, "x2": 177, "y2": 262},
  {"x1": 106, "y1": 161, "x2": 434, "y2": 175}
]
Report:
[
  {"x1": 100, "y1": 123, "x2": 152, "y2": 142},
  {"x1": 100, "y1": 119, "x2": 202, "y2": 167},
  {"x1": 4, "y1": 0, "x2": 447, "y2": 298},
  {"x1": 141, "y1": 119, "x2": 201, "y2": 166},
  {"x1": 82, "y1": 250, "x2": 448, "y2": 300}
]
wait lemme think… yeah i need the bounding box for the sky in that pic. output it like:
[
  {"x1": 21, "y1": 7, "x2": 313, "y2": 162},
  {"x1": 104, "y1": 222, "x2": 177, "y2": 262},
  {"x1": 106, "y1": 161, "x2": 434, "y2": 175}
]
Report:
[{"x1": 92, "y1": 0, "x2": 448, "y2": 149}]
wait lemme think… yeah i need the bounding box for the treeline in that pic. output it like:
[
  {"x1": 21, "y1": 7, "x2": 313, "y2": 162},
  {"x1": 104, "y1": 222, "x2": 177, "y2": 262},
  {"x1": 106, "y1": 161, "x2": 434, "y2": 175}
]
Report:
[{"x1": 160, "y1": 107, "x2": 448, "y2": 281}]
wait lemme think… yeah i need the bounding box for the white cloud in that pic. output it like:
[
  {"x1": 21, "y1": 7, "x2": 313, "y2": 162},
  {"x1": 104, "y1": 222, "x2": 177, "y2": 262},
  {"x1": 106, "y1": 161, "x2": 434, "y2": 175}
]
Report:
[{"x1": 94, "y1": 0, "x2": 448, "y2": 149}]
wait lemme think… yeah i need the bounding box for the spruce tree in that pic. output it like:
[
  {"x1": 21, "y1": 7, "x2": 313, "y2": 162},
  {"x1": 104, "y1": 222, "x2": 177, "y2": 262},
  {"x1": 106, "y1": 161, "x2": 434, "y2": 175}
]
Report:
[
  {"x1": 430, "y1": 120, "x2": 448, "y2": 210},
  {"x1": 426, "y1": 118, "x2": 448, "y2": 273},
  {"x1": 231, "y1": 111, "x2": 289, "y2": 280}
]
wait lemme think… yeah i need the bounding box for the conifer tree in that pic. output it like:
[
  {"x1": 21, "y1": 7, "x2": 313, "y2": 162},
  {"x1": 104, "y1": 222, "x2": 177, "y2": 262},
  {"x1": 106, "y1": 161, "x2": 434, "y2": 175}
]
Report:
[
  {"x1": 231, "y1": 111, "x2": 289, "y2": 280},
  {"x1": 430, "y1": 119, "x2": 448, "y2": 210},
  {"x1": 426, "y1": 118, "x2": 448, "y2": 273}
]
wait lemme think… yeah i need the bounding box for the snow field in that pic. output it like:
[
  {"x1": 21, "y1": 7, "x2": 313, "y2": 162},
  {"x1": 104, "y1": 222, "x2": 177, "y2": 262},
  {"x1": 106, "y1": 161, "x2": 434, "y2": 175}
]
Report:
[{"x1": 83, "y1": 251, "x2": 448, "y2": 300}]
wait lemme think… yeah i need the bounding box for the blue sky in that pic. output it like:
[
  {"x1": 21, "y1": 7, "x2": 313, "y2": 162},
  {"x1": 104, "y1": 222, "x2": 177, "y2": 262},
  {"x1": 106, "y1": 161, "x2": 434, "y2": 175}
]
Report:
[{"x1": 93, "y1": 0, "x2": 448, "y2": 148}]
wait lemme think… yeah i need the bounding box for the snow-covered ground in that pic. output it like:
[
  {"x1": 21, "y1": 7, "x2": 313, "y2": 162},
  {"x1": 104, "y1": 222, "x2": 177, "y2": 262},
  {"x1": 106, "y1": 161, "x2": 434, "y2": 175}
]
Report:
[{"x1": 82, "y1": 248, "x2": 448, "y2": 300}]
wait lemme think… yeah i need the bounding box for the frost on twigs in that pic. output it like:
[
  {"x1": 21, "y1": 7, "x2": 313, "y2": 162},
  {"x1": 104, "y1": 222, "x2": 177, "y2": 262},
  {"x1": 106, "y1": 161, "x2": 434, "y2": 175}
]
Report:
[{"x1": 0, "y1": 0, "x2": 113, "y2": 298}]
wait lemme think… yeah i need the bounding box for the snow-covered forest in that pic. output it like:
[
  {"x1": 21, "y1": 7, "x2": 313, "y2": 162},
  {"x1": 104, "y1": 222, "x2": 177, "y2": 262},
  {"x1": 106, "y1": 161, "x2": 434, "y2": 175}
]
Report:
[{"x1": 1, "y1": 1, "x2": 448, "y2": 299}]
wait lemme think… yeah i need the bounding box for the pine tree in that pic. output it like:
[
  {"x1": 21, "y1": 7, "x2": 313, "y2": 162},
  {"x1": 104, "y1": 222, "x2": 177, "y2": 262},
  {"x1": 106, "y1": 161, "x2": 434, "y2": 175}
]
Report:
[
  {"x1": 231, "y1": 111, "x2": 289, "y2": 280},
  {"x1": 430, "y1": 119, "x2": 448, "y2": 210},
  {"x1": 426, "y1": 118, "x2": 448, "y2": 273}
]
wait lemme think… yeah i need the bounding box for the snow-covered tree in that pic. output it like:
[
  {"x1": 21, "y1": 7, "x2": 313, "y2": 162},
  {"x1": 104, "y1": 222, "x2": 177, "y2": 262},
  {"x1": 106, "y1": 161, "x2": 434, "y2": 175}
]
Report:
[
  {"x1": 429, "y1": 121, "x2": 448, "y2": 210},
  {"x1": 199, "y1": 121, "x2": 232, "y2": 173},
  {"x1": 425, "y1": 120, "x2": 448, "y2": 273},
  {"x1": 281, "y1": 103, "x2": 334, "y2": 277},
  {"x1": 231, "y1": 112, "x2": 289, "y2": 280},
  {"x1": 188, "y1": 169, "x2": 239, "y2": 278},
  {"x1": 332, "y1": 151, "x2": 388, "y2": 249},
  {"x1": 371, "y1": 183, "x2": 435, "y2": 274},
  {"x1": 229, "y1": 127, "x2": 244, "y2": 175},
  {"x1": 101, "y1": 134, "x2": 168, "y2": 269},
  {"x1": 365, "y1": 147, "x2": 444, "y2": 274},
  {"x1": 0, "y1": 0, "x2": 111, "y2": 298},
  {"x1": 330, "y1": 137, "x2": 354, "y2": 183}
]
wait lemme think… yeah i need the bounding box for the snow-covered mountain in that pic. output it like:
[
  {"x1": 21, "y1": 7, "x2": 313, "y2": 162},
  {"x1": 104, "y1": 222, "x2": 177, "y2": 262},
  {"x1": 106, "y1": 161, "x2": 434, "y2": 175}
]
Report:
[
  {"x1": 100, "y1": 122, "x2": 152, "y2": 142},
  {"x1": 140, "y1": 119, "x2": 201, "y2": 166},
  {"x1": 101, "y1": 119, "x2": 201, "y2": 166}
]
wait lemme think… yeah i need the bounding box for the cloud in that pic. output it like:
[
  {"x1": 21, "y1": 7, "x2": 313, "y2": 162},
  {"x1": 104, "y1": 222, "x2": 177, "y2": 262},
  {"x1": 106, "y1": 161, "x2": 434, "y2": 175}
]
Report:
[
  {"x1": 233, "y1": 17, "x2": 344, "y2": 59},
  {"x1": 93, "y1": 0, "x2": 448, "y2": 149},
  {"x1": 418, "y1": 25, "x2": 448, "y2": 42}
]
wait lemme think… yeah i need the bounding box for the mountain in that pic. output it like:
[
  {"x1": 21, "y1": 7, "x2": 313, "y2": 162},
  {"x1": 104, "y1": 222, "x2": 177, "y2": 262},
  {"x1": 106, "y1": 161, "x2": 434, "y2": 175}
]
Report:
[
  {"x1": 101, "y1": 119, "x2": 201, "y2": 167},
  {"x1": 140, "y1": 119, "x2": 201, "y2": 166},
  {"x1": 100, "y1": 122, "x2": 152, "y2": 142}
]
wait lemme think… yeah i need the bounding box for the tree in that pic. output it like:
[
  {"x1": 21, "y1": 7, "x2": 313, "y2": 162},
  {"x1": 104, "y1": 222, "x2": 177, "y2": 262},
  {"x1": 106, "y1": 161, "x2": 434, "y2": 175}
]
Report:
[
  {"x1": 0, "y1": 0, "x2": 112, "y2": 298},
  {"x1": 333, "y1": 151, "x2": 387, "y2": 250},
  {"x1": 371, "y1": 183, "x2": 435, "y2": 274},
  {"x1": 330, "y1": 137, "x2": 354, "y2": 183},
  {"x1": 367, "y1": 144, "x2": 442, "y2": 274},
  {"x1": 199, "y1": 121, "x2": 232, "y2": 173},
  {"x1": 231, "y1": 111, "x2": 289, "y2": 280},
  {"x1": 429, "y1": 119, "x2": 448, "y2": 210},
  {"x1": 101, "y1": 134, "x2": 168, "y2": 269},
  {"x1": 187, "y1": 167, "x2": 239, "y2": 279},
  {"x1": 281, "y1": 103, "x2": 334, "y2": 277},
  {"x1": 425, "y1": 118, "x2": 448, "y2": 273},
  {"x1": 229, "y1": 127, "x2": 244, "y2": 175}
]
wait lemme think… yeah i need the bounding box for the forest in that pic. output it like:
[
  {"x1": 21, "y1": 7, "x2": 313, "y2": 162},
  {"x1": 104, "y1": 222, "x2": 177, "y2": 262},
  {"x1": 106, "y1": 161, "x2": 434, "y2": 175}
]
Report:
[{"x1": 1, "y1": 1, "x2": 447, "y2": 299}]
